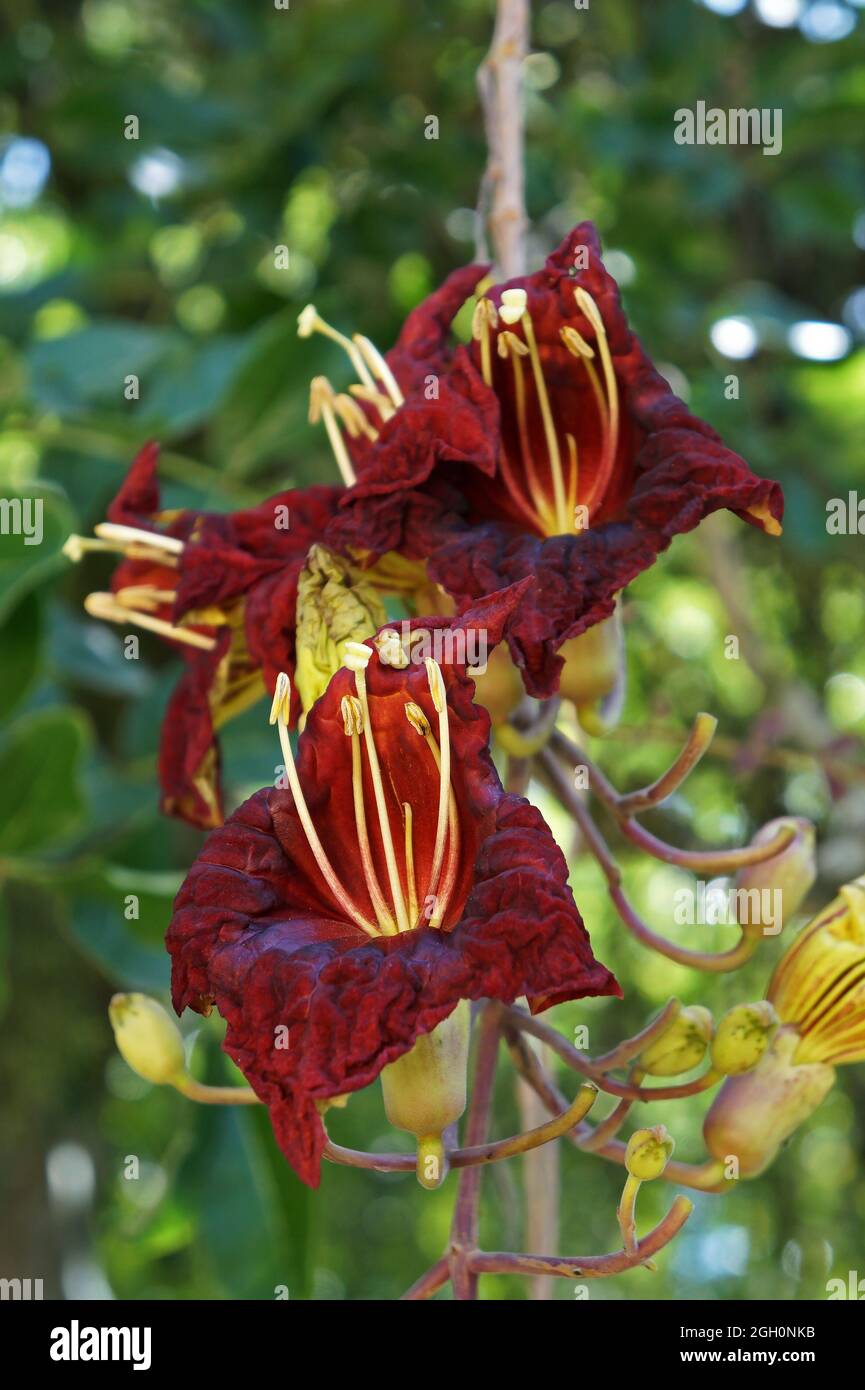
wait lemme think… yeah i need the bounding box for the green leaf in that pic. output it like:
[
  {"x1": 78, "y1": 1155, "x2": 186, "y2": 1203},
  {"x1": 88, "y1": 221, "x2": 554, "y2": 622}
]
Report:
[
  {"x1": 0, "y1": 591, "x2": 42, "y2": 720},
  {"x1": 63, "y1": 895, "x2": 170, "y2": 992},
  {"x1": 0, "y1": 707, "x2": 91, "y2": 855},
  {"x1": 0, "y1": 482, "x2": 75, "y2": 623}
]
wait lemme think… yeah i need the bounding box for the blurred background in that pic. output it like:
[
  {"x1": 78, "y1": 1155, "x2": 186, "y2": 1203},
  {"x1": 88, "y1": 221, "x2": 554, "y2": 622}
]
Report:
[{"x1": 1, "y1": 0, "x2": 864, "y2": 1301}]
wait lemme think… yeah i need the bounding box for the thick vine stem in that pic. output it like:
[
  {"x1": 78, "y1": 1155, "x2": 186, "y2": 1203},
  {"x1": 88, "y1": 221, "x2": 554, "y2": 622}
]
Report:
[
  {"x1": 450, "y1": 1000, "x2": 502, "y2": 1299},
  {"x1": 538, "y1": 745, "x2": 762, "y2": 972},
  {"x1": 476, "y1": 0, "x2": 529, "y2": 278}
]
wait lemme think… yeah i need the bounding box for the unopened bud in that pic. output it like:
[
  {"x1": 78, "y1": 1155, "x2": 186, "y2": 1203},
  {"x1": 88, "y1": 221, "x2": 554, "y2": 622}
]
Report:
[
  {"x1": 625, "y1": 1125, "x2": 675, "y2": 1181},
  {"x1": 734, "y1": 817, "x2": 816, "y2": 937},
  {"x1": 704, "y1": 1029, "x2": 835, "y2": 1177},
  {"x1": 380, "y1": 1000, "x2": 469, "y2": 1190},
  {"x1": 711, "y1": 1001, "x2": 778, "y2": 1076},
  {"x1": 109, "y1": 993, "x2": 186, "y2": 1086},
  {"x1": 638, "y1": 1005, "x2": 714, "y2": 1077}
]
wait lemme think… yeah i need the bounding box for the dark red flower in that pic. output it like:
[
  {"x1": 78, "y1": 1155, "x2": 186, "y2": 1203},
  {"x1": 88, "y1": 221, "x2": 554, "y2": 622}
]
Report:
[
  {"x1": 314, "y1": 225, "x2": 783, "y2": 698},
  {"x1": 67, "y1": 442, "x2": 342, "y2": 827},
  {"x1": 167, "y1": 592, "x2": 619, "y2": 1186}
]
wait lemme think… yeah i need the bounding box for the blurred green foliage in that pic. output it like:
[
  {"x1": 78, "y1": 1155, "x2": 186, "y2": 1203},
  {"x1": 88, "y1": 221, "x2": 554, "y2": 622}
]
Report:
[{"x1": 1, "y1": 0, "x2": 864, "y2": 1300}]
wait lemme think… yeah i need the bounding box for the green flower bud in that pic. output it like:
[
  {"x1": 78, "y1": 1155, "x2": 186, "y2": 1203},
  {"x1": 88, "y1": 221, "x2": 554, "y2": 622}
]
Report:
[
  {"x1": 711, "y1": 1001, "x2": 778, "y2": 1076},
  {"x1": 624, "y1": 1125, "x2": 675, "y2": 1181},
  {"x1": 734, "y1": 817, "x2": 816, "y2": 938},
  {"x1": 380, "y1": 1000, "x2": 470, "y2": 1190},
  {"x1": 704, "y1": 1029, "x2": 835, "y2": 1177},
  {"x1": 109, "y1": 993, "x2": 186, "y2": 1086},
  {"x1": 638, "y1": 1004, "x2": 714, "y2": 1077}
]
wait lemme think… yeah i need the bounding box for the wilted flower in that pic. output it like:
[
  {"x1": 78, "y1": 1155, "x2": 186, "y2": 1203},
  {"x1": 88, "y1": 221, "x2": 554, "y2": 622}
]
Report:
[
  {"x1": 167, "y1": 592, "x2": 619, "y2": 1185},
  {"x1": 318, "y1": 224, "x2": 782, "y2": 703}
]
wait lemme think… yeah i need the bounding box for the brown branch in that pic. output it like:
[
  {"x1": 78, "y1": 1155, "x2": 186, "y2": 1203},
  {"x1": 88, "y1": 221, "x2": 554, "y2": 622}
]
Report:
[
  {"x1": 401, "y1": 1256, "x2": 451, "y2": 1301},
  {"x1": 449, "y1": 1000, "x2": 501, "y2": 1299},
  {"x1": 469, "y1": 1196, "x2": 693, "y2": 1280},
  {"x1": 477, "y1": 0, "x2": 529, "y2": 278}
]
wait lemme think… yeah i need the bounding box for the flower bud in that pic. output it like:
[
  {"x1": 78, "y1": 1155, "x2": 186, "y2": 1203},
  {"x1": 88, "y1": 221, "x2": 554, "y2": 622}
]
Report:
[
  {"x1": 703, "y1": 1029, "x2": 835, "y2": 1177},
  {"x1": 711, "y1": 1001, "x2": 778, "y2": 1076},
  {"x1": 625, "y1": 1125, "x2": 675, "y2": 1181},
  {"x1": 734, "y1": 817, "x2": 816, "y2": 938},
  {"x1": 638, "y1": 1005, "x2": 714, "y2": 1077},
  {"x1": 109, "y1": 993, "x2": 186, "y2": 1086},
  {"x1": 556, "y1": 610, "x2": 625, "y2": 736},
  {"x1": 472, "y1": 641, "x2": 525, "y2": 729},
  {"x1": 380, "y1": 1000, "x2": 470, "y2": 1189}
]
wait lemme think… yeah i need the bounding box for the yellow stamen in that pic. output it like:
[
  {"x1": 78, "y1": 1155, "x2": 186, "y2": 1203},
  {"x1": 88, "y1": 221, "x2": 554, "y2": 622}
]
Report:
[
  {"x1": 497, "y1": 330, "x2": 555, "y2": 533},
  {"x1": 342, "y1": 694, "x2": 397, "y2": 935},
  {"x1": 334, "y1": 393, "x2": 379, "y2": 442},
  {"x1": 422, "y1": 730, "x2": 461, "y2": 930},
  {"x1": 93, "y1": 522, "x2": 184, "y2": 556},
  {"x1": 344, "y1": 642, "x2": 411, "y2": 933},
  {"x1": 347, "y1": 383, "x2": 396, "y2": 423},
  {"x1": 297, "y1": 305, "x2": 376, "y2": 391},
  {"x1": 114, "y1": 585, "x2": 177, "y2": 612},
  {"x1": 404, "y1": 802, "x2": 418, "y2": 926},
  {"x1": 270, "y1": 672, "x2": 377, "y2": 937},
  {"x1": 575, "y1": 287, "x2": 620, "y2": 508},
  {"x1": 499, "y1": 287, "x2": 527, "y2": 325},
  {"x1": 565, "y1": 432, "x2": 579, "y2": 520},
  {"x1": 309, "y1": 377, "x2": 357, "y2": 486},
  {"x1": 424, "y1": 658, "x2": 451, "y2": 915},
  {"x1": 84, "y1": 591, "x2": 217, "y2": 651},
  {"x1": 352, "y1": 334, "x2": 405, "y2": 409},
  {"x1": 405, "y1": 702, "x2": 431, "y2": 738},
  {"x1": 472, "y1": 298, "x2": 498, "y2": 387},
  {"x1": 519, "y1": 309, "x2": 569, "y2": 535}
]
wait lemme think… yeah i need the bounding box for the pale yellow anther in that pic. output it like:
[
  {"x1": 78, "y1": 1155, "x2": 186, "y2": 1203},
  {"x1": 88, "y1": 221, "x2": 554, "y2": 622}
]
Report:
[
  {"x1": 84, "y1": 591, "x2": 217, "y2": 652},
  {"x1": 425, "y1": 657, "x2": 446, "y2": 713},
  {"x1": 297, "y1": 304, "x2": 319, "y2": 338},
  {"x1": 269, "y1": 670, "x2": 292, "y2": 725},
  {"x1": 343, "y1": 640, "x2": 372, "y2": 673},
  {"x1": 348, "y1": 383, "x2": 396, "y2": 421},
  {"x1": 296, "y1": 306, "x2": 376, "y2": 391},
  {"x1": 471, "y1": 297, "x2": 498, "y2": 339},
  {"x1": 404, "y1": 702, "x2": 431, "y2": 737},
  {"x1": 574, "y1": 286, "x2": 604, "y2": 335},
  {"x1": 63, "y1": 534, "x2": 87, "y2": 562},
  {"x1": 308, "y1": 377, "x2": 357, "y2": 486},
  {"x1": 497, "y1": 329, "x2": 529, "y2": 359},
  {"x1": 560, "y1": 325, "x2": 596, "y2": 360},
  {"x1": 499, "y1": 287, "x2": 528, "y2": 325},
  {"x1": 334, "y1": 394, "x2": 378, "y2": 442},
  {"x1": 308, "y1": 375, "x2": 335, "y2": 425},
  {"x1": 374, "y1": 628, "x2": 409, "y2": 669}
]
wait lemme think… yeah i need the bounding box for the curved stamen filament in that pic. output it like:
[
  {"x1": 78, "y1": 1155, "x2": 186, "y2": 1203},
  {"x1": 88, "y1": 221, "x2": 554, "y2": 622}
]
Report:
[
  {"x1": 352, "y1": 334, "x2": 405, "y2": 409},
  {"x1": 574, "y1": 287, "x2": 620, "y2": 509},
  {"x1": 404, "y1": 701, "x2": 460, "y2": 929},
  {"x1": 114, "y1": 585, "x2": 177, "y2": 612},
  {"x1": 84, "y1": 591, "x2": 217, "y2": 651},
  {"x1": 565, "y1": 433, "x2": 579, "y2": 522},
  {"x1": 347, "y1": 383, "x2": 396, "y2": 423},
  {"x1": 497, "y1": 331, "x2": 554, "y2": 533},
  {"x1": 342, "y1": 695, "x2": 397, "y2": 934},
  {"x1": 404, "y1": 802, "x2": 418, "y2": 926},
  {"x1": 518, "y1": 311, "x2": 570, "y2": 535},
  {"x1": 334, "y1": 394, "x2": 379, "y2": 443},
  {"x1": 297, "y1": 305, "x2": 377, "y2": 391},
  {"x1": 424, "y1": 659, "x2": 451, "y2": 915},
  {"x1": 309, "y1": 377, "x2": 357, "y2": 486},
  {"x1": 271, "y1": 673, "x2": 378, "y2": 937},
  {"x1": 344, "y1": 643, "x2": 411, "y2": 933},
  {"x1": 472, "y1": 298, "x2": 498, "y2": 389}
]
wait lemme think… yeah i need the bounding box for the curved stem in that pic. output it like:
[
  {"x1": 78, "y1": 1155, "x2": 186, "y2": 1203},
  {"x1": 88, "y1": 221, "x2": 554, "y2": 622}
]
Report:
[
  {"x1": 468, "y1": 1195, "x2": 693, "y2": 1280},
  {"x1": 401, "y1": 1256, "x2": 451, "y2": 1301},
  {"x1": 173, "y1": 1076, "x2": 260, "y2": 1105}
]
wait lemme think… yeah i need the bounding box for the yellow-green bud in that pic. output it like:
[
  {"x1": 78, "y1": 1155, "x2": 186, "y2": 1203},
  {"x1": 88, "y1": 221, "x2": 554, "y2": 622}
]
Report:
[
  {"x1": 556, "y1": 609, "x2": 624, "y2": 736},
  {"x1": 108, "y1": 993, "x2": 186, "y2": 1086},
  {"x1": 704, "y1": 1029, "x2": 835, "y2": 1177},
  {"x1": 734, "y1": 817, "x2": 816, "y2": 938},
  {"x1": 294, "y1": 545, "x2": 386, "y2": 720},
  {"x1": 380, "y1": 1000, "x2": 470, "y2": 1190},
  {"x1": 711, "y1": 1001, "x2": 778, "y2": 1076},
  {"x1": 624, "y1": 1125, "x2": 675, "y2": 1181},
  {"x1": 638, "y1": 1004, "x2": 714, "y2": 1077}
]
